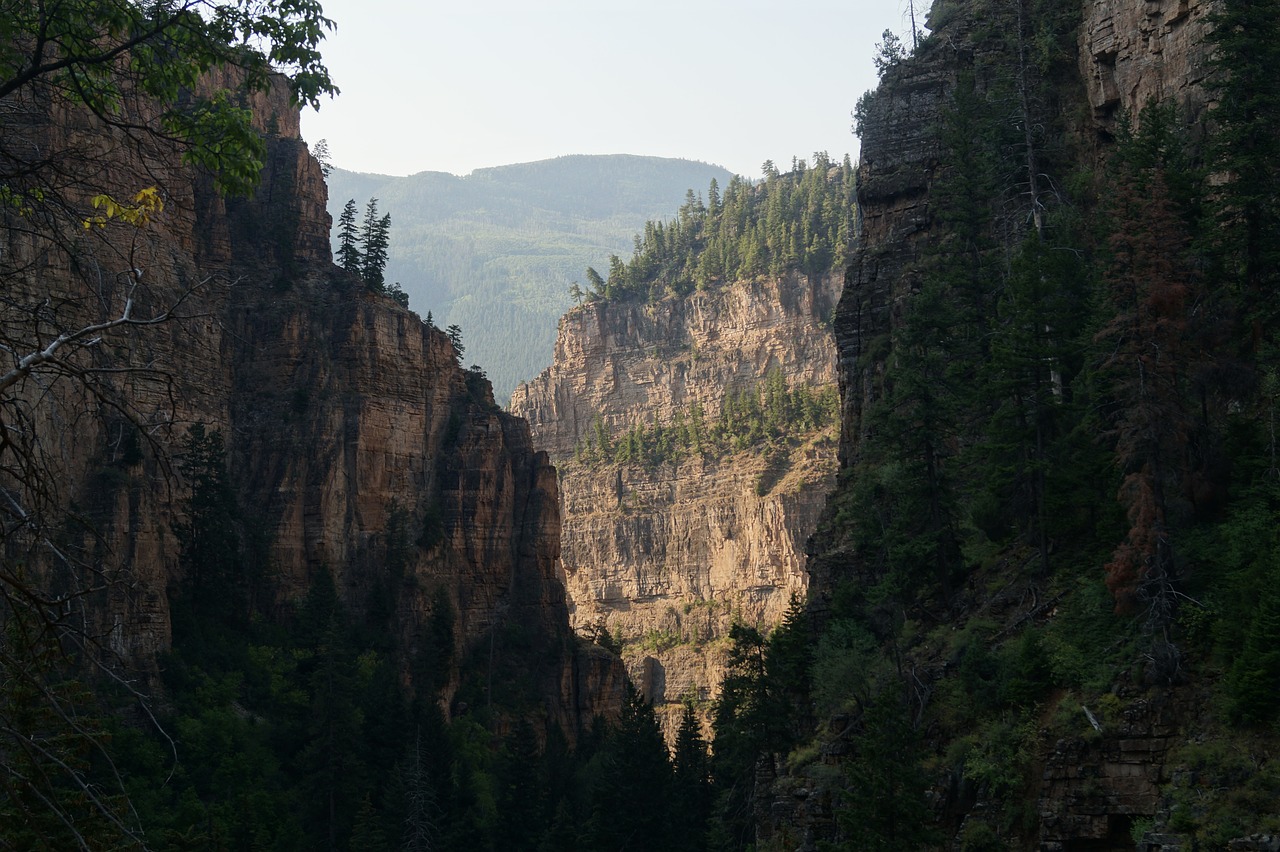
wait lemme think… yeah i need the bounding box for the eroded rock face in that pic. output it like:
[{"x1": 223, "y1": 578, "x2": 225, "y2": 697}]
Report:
[
  {"x1": 1038, "y1": 697, "x2": 1177, "y2": 850},
  {"x1": 3, "y1": 72, "x2": 621, "y2": 736},
  {"x1": 1080, "y1": 0, "x2": 1215, "y2": 133},
  {"x1": 512, "y1": 272, "x2": 841, "y2": 734},
  {"x1": 513, "y1": 273, "x2": 840, "y2": 457}
]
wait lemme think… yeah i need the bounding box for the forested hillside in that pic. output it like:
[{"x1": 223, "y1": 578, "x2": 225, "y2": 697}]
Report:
[
  {"x1": 579, "y1": 152, "x2": 857, "y2": 303},
  {"x1": 713, "y1": 0, "x2": 1280, "y2": 849},
  {"x1": 324, "y1": 156, "x2": 735, "y2": 398}
]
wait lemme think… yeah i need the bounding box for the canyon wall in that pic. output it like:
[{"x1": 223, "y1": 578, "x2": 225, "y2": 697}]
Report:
[
  {"x1": 791, "y1": 0, "x2": 1221, "y2": 848},
  {"x1": 512, "y1": 272, "x2": 841, "y2": 733},
  {"x1": 4, "y1": 75, "x2": 623, "y2": 736}
]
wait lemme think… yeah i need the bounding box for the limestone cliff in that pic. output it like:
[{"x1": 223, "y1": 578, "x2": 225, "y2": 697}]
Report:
[
  {"x1": 3, "y1": 74, "x2": 623, "y2": 736},
  {"x1": 512, "y1": 272, "x2": 840, "y2": 734}
]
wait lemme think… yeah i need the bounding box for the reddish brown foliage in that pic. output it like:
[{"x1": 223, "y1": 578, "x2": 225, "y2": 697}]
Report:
[{"x1": 1098, "y1": 165, "x2": 1200, "y2": 613}]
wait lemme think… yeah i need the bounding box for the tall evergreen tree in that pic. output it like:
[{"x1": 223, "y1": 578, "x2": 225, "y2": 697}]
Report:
[
  {"x1": 825, "y1": 690, "x2": 936, "y2": 852},
  {"x1": 299, "y1": 613, "x2": 367, "y2": 851},
  {"x1": 670, "y1": 704, "x2": 712, "y2": 851},
  {"x1": 360, "y1": 199, "x2": 392, "y2": 291},
  {"x1": 1097, "y1": 146, "x2": 1201, "y2": 619},
  {"x1": 495, "y1": 720, "x2": 546, "y2": 850},
  {"x1": 1206, "y1": 0, "x2": 1280, "y2": 320},
  {"x1": 851, "y1": 278, "x2": 965, "y2": 603},
  {"x1": 588, "y1": 682, "x2": 672, "y2": 852},
  {"x1": 174, "y1": 425, "x2": 245, "y2": 619},
  {"x1": 336, "y1": 198, "x2": 362, "y2": 274}
]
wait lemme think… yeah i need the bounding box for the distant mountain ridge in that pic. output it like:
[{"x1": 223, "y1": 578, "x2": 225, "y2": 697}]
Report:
[{"x1": 325, "y1": 155, "x2": 736, "y2": 398}]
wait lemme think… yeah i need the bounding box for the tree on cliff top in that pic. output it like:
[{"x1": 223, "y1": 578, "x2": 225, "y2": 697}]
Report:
[
  {"x1": 360, "y1": 198, "x2": 392, "y2": 291},
  {"x1": 337, "y1": 198, "x2": 363, "y2": 273}
]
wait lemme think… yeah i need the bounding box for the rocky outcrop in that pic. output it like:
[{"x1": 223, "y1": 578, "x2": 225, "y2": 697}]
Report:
[
  {"x1": 1038, "y1": 698, "x2": 1178, "y2": 850},
  {"x1": 1080, "y1": 0, "x2": 1216, "y2": 133},
  {"x1": 513, "y1": 273, "x2": 841, "y2": 457},
  {"x1": 512, "y1": 272, "x2": 840, "y2": 734},
  {"x1": 4, "y1": 72, "x2": 622, "y2": 737}
]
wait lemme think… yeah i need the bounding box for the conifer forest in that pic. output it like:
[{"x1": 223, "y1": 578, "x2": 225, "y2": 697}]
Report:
[{"x1": 3, "y1": 0, "x2": 1280, "y2": 850}]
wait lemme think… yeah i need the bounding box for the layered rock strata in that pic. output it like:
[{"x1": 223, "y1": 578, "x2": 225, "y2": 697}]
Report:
[
  {"x1": 512, "y1": 272, "x2": 841, "y2": 734},
  {"x1": 1080, "y1": 0, "x2": 1216, "y2": 132},
  {"x1": 3, "y1": 74, "x2": 623, "y2": 735}
]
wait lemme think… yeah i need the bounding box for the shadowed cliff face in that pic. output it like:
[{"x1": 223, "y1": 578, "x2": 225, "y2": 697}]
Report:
[
  {"x1": 512, "y1": 272, "x2": 840, "y2": 735},
  {"x1": 788, "y1": 0, "x2": 1218, "y2": 848},
  {"x1": 3, "y1": 74, "x2": 623, "y2": 736}
]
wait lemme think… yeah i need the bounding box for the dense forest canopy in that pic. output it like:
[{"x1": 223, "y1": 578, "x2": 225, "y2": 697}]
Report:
[{"x1": 760, "y1": 0, "x2": 1280, "y2": 847}]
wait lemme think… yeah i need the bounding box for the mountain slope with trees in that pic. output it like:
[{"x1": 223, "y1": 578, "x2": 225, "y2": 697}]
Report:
[
  {"x1": 324, "y1": 156, "x2": 737, "y2": 398},
  {"x1": 713, "y1": 0, "x2": 1280, "y2": 849}
]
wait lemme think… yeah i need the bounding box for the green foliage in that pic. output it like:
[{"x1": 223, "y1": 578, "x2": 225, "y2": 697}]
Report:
[
  {"x1": 0, "y1": 616, "x2": 143, "y2": 849},
  {"x1": 1095, "y1": 107, "x2": 1205, "y2": 616},
  {"x1": 0, "y1": 0, "x2": 336, "y2": 197},
  {"x1": 173, "y1": 425, "x2": 254, "y2": 626},
  {"x1": 588, "y1": 153, "x2": 856, "y2": 304},
  {"x1": 1162, "y1": 736, "x2": 1280, "y2": 846},
  {"x1": 671, "y1": 704, "x2": 713, "y2": 852},
  {"x1": 1206, "y1": 0, "x2": 1280, "y2": 307},
  {"x1": 587, "y1": 683, "x2": 674, "y2": 851},
  {"x1": 359, "y1": 199, "x2": 392, "y2": 291},
  {"x1": 871, "y1": 29, "x2": 907, "y2": 78},
  {"x1": 820, "y1": 689, "x2": 938, "y2": 852},
  {"x1": 335, "y1": 197, "x2": 395, "y2": 295},
  {"x1": 336, "y1": 198, "x2": 362, "y2": 273},
  {"x1": 573, "y1": 369, "x2": 837, "y2": 470},
  {"x1": 811, "y1": 617, "x2": 879, "y2": 717},
  {"x1": 698, "y1": 2, "x2": 1280, "y2": 848},
  {"x1": 709, "y1": 608, "x2": 812, "y2": 850}
]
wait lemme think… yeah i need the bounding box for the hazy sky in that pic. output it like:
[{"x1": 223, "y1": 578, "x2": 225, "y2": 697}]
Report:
[{"x1": 301, "y1": 0, "x2": 915, "y2": 178}]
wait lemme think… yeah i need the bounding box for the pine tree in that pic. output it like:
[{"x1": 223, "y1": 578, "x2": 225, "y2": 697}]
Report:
[
  {"x1": 446, "y1": 325, "x2": 464, "y2": 364},
  {"x1": 174, "y1": 425, "x2": 245, "y2": 619},
  {"x1": 299, "y1": 613, "x2": 367, "y2": 851},
  {"x1": 336, "y1": 198, "x2": 361, "y2": 274},
  {"x1": 399, "y1": 729, "x2": 440, "y2": 852},
  {"x1": 1229, "y1": 579, "x2": 1280, "y2": 723},
  {"x1": 588, "y1": 682, "x2": 672, "y2": 851},
  {"x1": 670, "y1": 703, "x2": 712, "y2": 851},
  {"x1": 1097, "y1": 146, "x2": 1201, "y2": 618},
  {"x1": 853, "y1": 278, "x2": 966, "y2": 602},
  {"x1": 982, "y1": 234, "x2": 1088, "y2": 572},
  {"x1": 827, "y1": 690, "x2": 935, "y2": 851},
  {"x1": 1206, "y1": 0, "x2": 1280, "y2": 316},
  {"x1": 349, "y1": 794, "x2": 390, "y2": 852},
  {"x1": 495, "y1": 720, "x2": 546, "y2": 850},
  {"x1": 585, "y1": 266, "x2": 606, "y2": 298},
  {"x1": 312, "y1": 137, "x2": 333, "y2": 178},
  {"x1": 360, "y1": 199, "x2": 391, "y2": 291}
]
